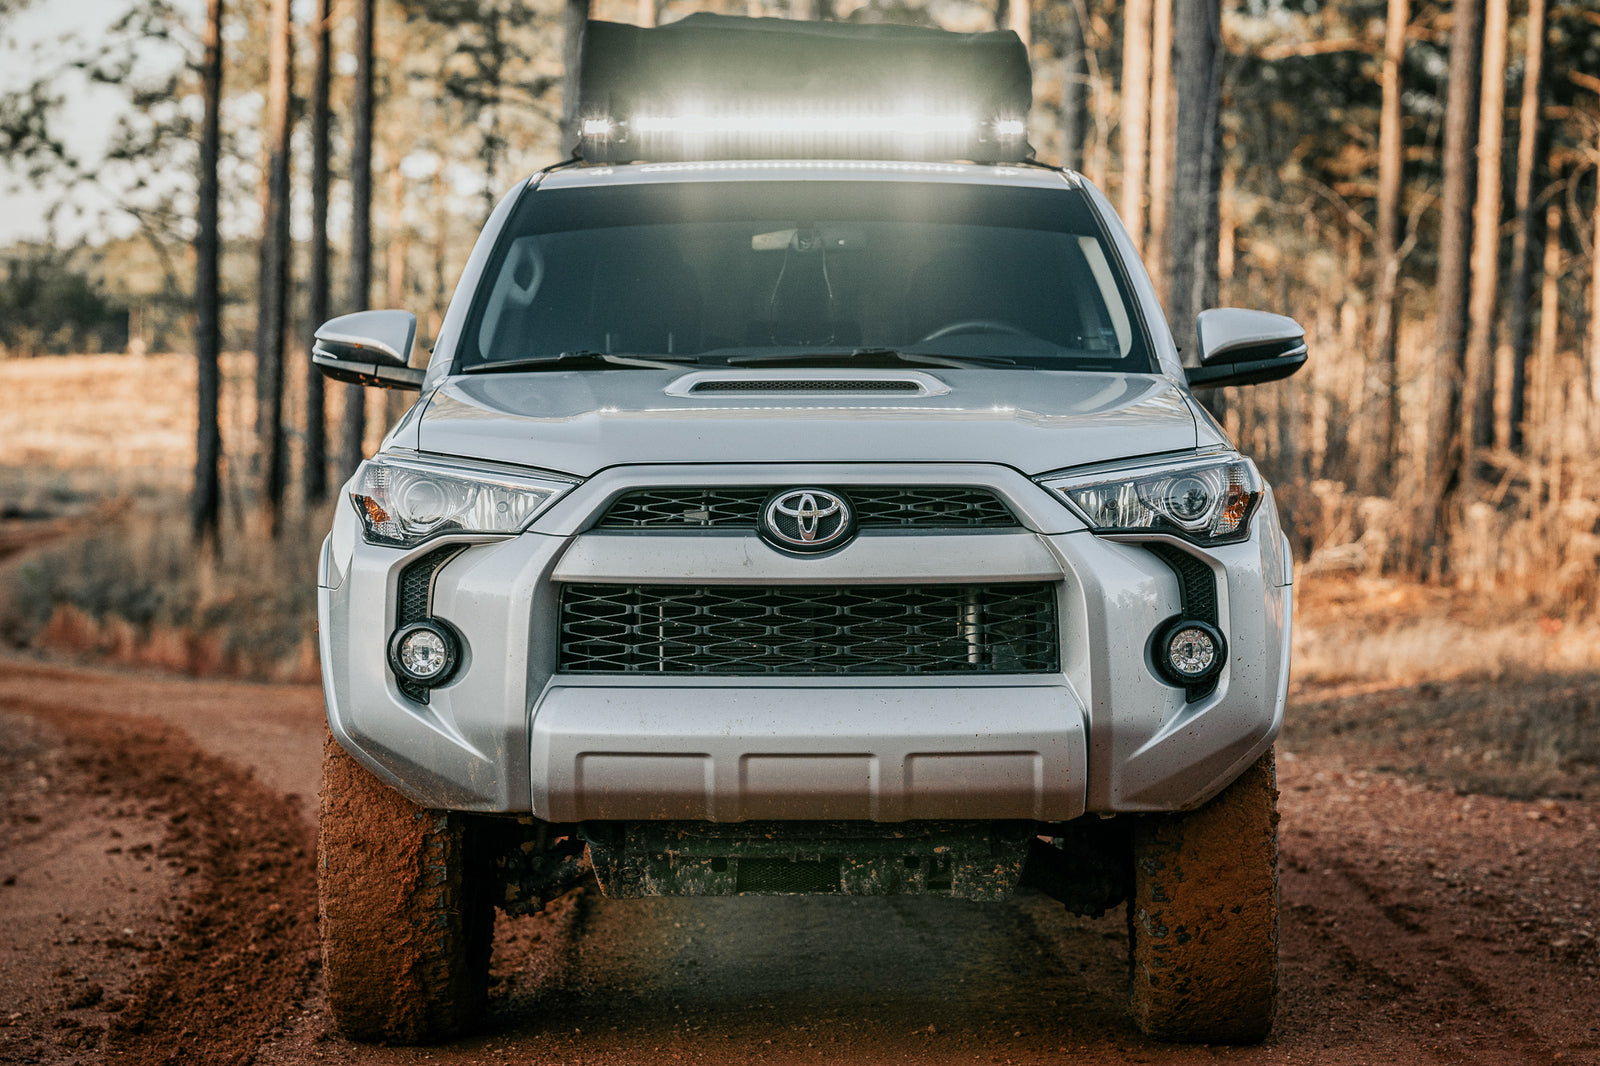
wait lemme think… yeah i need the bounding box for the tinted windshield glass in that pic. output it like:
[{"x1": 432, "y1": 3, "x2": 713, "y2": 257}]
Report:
[{"x1": 462, "y1": 178, "x2": 1154, "y2": 372}]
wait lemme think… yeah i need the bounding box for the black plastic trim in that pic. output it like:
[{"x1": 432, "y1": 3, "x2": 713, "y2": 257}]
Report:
[{"x1": 1144, "y1": 543, "x2": 1223, "y2": 702}]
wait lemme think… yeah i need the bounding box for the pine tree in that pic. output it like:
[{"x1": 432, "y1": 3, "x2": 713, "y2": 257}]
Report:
[
  {"x1": 1504, "y1": 0, "x2": 1547, "y2": 454},
  {"x1": 192, "y1": 0, "x2": 224, "y2": 547},
  {"x1": 1362, "y1": 0, "x2": 1409, "y2": 493},
  {"x1": 254, "y1": 0, "x2": 293, "y2": 530},
  {"x1": 304, "y1": 0, "x2": 332, "y2": 503},
  {"x1": 1464, "y1": 0, "x2": 1509, "y2": 455},
  {"x1": 1421, "y1": 0, "x2": 1484, "y2": 570},
  {"x1": 1167, "y1": 0, "x2": 1222, "y2": 349},
  {"x1": 341, "y1": 0, "x2": 376, "y2": 477},
  {"x1": 1119, "y1": 0, "x2": 1152, "y2": 255}
]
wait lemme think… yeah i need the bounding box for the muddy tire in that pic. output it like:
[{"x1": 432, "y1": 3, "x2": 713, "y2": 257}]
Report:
[
  {"x1": 318, "y1": 732, "x2": 493, "y2": 1043},
  {"x1": 1128, "y1": 749, "x2": 1280, "y2": 1044}
]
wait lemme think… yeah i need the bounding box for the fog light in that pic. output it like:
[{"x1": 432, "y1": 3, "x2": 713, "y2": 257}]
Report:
[
  {"x1": 1154, "y1": 620, "x2": 1226, "y2": 686},
  {"x1": 388, "y1": 620, "x2": 461, "y2": 686}
]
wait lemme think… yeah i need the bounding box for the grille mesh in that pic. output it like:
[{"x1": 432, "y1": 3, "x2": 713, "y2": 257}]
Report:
[
  {"x1": 559, "y1": 582, "x2": 1059, "y2": 675},
  {"x1": 1145, "y1": 544, "x2": 1218, "y2": 626},
  {"x1": 597, "y1": 487, "x2": 1018, "y2": 530}
]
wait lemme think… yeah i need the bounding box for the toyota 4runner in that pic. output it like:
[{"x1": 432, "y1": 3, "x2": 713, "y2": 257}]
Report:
[{"x1": 312, "y1": 14, "x2": 1303, "y2": 1046}]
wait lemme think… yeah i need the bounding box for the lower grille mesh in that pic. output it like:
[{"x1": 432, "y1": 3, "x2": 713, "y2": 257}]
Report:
[{"x1": 559, "y1": 583, "x2": 1059, "y2": 675}]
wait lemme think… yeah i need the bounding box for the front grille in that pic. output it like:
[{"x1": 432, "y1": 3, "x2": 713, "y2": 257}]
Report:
[
  {"x1": 596, "y1": 487, "x2": 1018, "y2": 530},
  {"x1": 559, "y1": 582, "x2": 1059, "y2": 675}
]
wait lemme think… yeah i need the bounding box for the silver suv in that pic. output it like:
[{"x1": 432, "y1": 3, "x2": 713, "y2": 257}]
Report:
[{"x1": 312, "y1": 17, "x2": 1302, "y2": 1050}]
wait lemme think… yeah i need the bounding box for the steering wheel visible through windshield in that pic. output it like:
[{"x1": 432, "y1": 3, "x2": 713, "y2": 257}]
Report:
[{"x1": 461, "y1": 177, "x2": 1155, "y2": 373}]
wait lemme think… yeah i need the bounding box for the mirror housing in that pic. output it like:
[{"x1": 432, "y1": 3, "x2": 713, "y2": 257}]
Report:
[
  {"x1": 312, "y1": 310, "x2": 424, "y2": 391},
  {"x1": 1184, "y1": 308, "x2": 1307, "y2": 389}
]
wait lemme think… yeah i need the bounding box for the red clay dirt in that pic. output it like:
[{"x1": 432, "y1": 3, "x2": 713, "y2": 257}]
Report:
[{"x1": 1, "y1": 650, "x2": 1597, "y2": 1065}]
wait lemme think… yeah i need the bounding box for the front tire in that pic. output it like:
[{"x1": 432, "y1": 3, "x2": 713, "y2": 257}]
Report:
[
  {"x1": 1128, "y1": 750, "x2": 1280, "y2": 1043},
  {"x1": 318, "y1": 732, "x2": 493, "y2": 1043}
]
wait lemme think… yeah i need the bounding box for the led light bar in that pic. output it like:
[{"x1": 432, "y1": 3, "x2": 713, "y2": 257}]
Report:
[
  {"x1": 631, "y1": 111, "x2": 976, "y2": 136},
  {"x1": 576, "y1": 14, "x2": 1034, "y2": 164}
]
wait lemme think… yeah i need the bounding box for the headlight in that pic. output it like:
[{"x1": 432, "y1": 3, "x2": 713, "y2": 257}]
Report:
[
  {"x1": 351, "y1": 454, "x2": 576, "y2": 547},
  {"x1": 1040, "y1": 456, "x2": 1262, "y2": 545}
]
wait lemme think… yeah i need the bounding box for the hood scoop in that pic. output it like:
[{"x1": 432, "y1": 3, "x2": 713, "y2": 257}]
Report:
[{"x1": 667, "y1": 370, "x2": 948, "y2": 398}]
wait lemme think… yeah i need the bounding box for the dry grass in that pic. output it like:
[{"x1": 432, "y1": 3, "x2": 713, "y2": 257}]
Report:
[
  {"x1": 2, "y1": 502, "x2": 326, "y2": 681},
  {"x1": 1291, "y1": 575, "x2": 1600, "y2": 686},
  {"x1": 0, "y1": 353, "x2": 331, "y2": 678},
  {"x1": 1288, "y1": 574, "x2": 1600, "y2": 799}
]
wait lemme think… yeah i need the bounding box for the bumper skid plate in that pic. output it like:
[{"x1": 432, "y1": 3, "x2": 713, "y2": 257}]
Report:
[{"x1": 583, "y1": 820, "x2": 1035, "y2": 902}]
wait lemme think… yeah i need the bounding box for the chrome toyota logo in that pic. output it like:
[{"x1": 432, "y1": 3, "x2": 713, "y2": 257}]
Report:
[{"x1": 762, "y1": 488, "x2": 855, "y2": 553}]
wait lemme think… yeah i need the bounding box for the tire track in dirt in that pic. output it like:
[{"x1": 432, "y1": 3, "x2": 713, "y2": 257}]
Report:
[
  {"x1": 1282, "y1": 858, "x2": 1556, "y2": 1065},
  {"x1": 1277, "y1": 755, "x2": 1600, "y2": 1065},
  {"x1": 0, "y1": 698, "x2": 318, "y2": 1066}
]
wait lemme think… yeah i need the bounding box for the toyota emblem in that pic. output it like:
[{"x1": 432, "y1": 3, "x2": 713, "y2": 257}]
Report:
[{"x1": 761, "y1": 488, "x2": 855, "y2": 553}]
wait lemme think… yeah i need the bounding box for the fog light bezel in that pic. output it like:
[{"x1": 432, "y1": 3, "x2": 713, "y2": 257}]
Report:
[
  {"x1": 387, "y1": 619, "x2": 463, "y2": 687},
  {"x1": 1151, "y1": 618, "x2": 1227, "y2": 688}
]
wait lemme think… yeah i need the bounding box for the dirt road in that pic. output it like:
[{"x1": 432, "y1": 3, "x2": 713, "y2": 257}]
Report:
[{"x1": 2, "y1": 651, "x2": 1597, "y2": 1065}]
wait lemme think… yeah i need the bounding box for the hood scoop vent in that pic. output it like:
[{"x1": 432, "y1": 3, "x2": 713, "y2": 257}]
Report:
[
  {"x1": 693, "y1": 378, "x2": 919, "y2": 393},
  {"x1": 667, "y1": 370, "x2": 948, "y2": 398}
]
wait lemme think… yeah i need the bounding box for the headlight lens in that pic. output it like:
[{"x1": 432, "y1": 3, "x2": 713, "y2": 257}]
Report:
[
  {"x1": 351, "y1": 455, "x2": 575, "y2": 547},
  {"x1": 1041, "y1": 457, "x2": 1262, "y2": 545}
]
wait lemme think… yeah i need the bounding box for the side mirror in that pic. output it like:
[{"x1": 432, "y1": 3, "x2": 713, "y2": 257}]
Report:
[
  {"x1": 1184, "y1": 308, "x2": 1307, "y2": 389},
  {"x1": 312, "y1": 310, "x2": 425, "y2": 391}
]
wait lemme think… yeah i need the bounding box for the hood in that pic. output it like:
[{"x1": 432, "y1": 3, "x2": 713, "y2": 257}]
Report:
[{"x1": 414, "y1": 369, "x2": 1202, "y2": 478}]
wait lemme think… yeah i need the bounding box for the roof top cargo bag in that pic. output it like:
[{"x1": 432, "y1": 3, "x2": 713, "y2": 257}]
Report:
[{"x1": 574, "y1": 14, "x2": 1034, "y2": 164}]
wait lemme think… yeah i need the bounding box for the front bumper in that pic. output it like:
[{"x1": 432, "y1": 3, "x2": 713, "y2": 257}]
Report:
[{"x1": 319, "y1": 461, "x2": 1292, "y2": 818}]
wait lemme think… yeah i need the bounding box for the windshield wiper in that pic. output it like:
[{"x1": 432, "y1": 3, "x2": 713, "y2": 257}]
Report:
[
  {"x1": 726, "y1": 348, "x2": 1015, "y2": 370},
  {"x1": 465, "y1": 351, "x2": 699, "y2": 374}
]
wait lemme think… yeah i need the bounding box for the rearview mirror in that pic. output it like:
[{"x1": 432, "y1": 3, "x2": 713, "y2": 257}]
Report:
[
  {"x1": 312, "y1": 310, "x2": 424, "y2": 391},
  {"x1": 1184, "y1": 308, "x2": 1307, "y2": 389}
]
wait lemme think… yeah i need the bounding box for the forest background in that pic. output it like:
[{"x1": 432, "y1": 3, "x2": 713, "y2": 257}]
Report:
[{"x1": 2, "y1": 0, "x2": 1600, "y2": 678}]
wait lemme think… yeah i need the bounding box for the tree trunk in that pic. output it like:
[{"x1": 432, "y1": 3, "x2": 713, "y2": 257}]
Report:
[
  {"x1": 1006, "y1": 0, "x2": 1030, "y2": 51},
  {"x1": 1464, "y1": 0, "x2": 1508, "y2": 456},
  {"x1": 304, "y1": 0, "x2": 332, "y2": 505},
  {"x1": 1420, "y1": 0, "x2": 1483, "y2": 572},
  {"x1": 383, "y1": 161, "x2": 410, "y2": 430},
  {"x1": 1590, "y1": 143, "x2": 1600, "y2": 424},
  {"x1": 1361, "y1": 0, "x2": 1408, "y2": 494},
  {"x1": 1504, "y1": 0, "x2": 1547, "y2": 454},
  {"x1": 479, "y1": 8, "x2": 505, "y2": 220},
  {"x1": 561, "y1": 0, "x2": 589, "y2": 152},
  {"x1": 386, "y1": 165, "x2": 407, "y2": 312},
  {"x1": 1146, "y1": 0, "x2": 1173, "y2": 303},
  {"x1": 1119, "y1": 0, "x2": 1153, "y2": 255},
  {"x1": 1059, "y1": 0, "x2": 1087, "y2": 172},
  {"x1": 341, "y1": 0, "x2": 375, "y2": 477},
  {"x1": 254, "y1": 0, "x2": 293, "y2": 532},
  {"x1": 433, "y1": 167, "x2": 449, "y2": 340},
  {"x1": 1167, "y1": 0, "x2": 1222, "y2": 358},
  {"x1": 192, "y1": 0, "x2": 224, "y2": 547},
  {"x1": 1535, "y1": 202, "x2": 1560, "y2": 474}
]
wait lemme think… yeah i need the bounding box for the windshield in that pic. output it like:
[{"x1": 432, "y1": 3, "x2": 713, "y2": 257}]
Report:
[{"x1": 461, "y1": 178, "x2": 1155, "y2": 372}]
